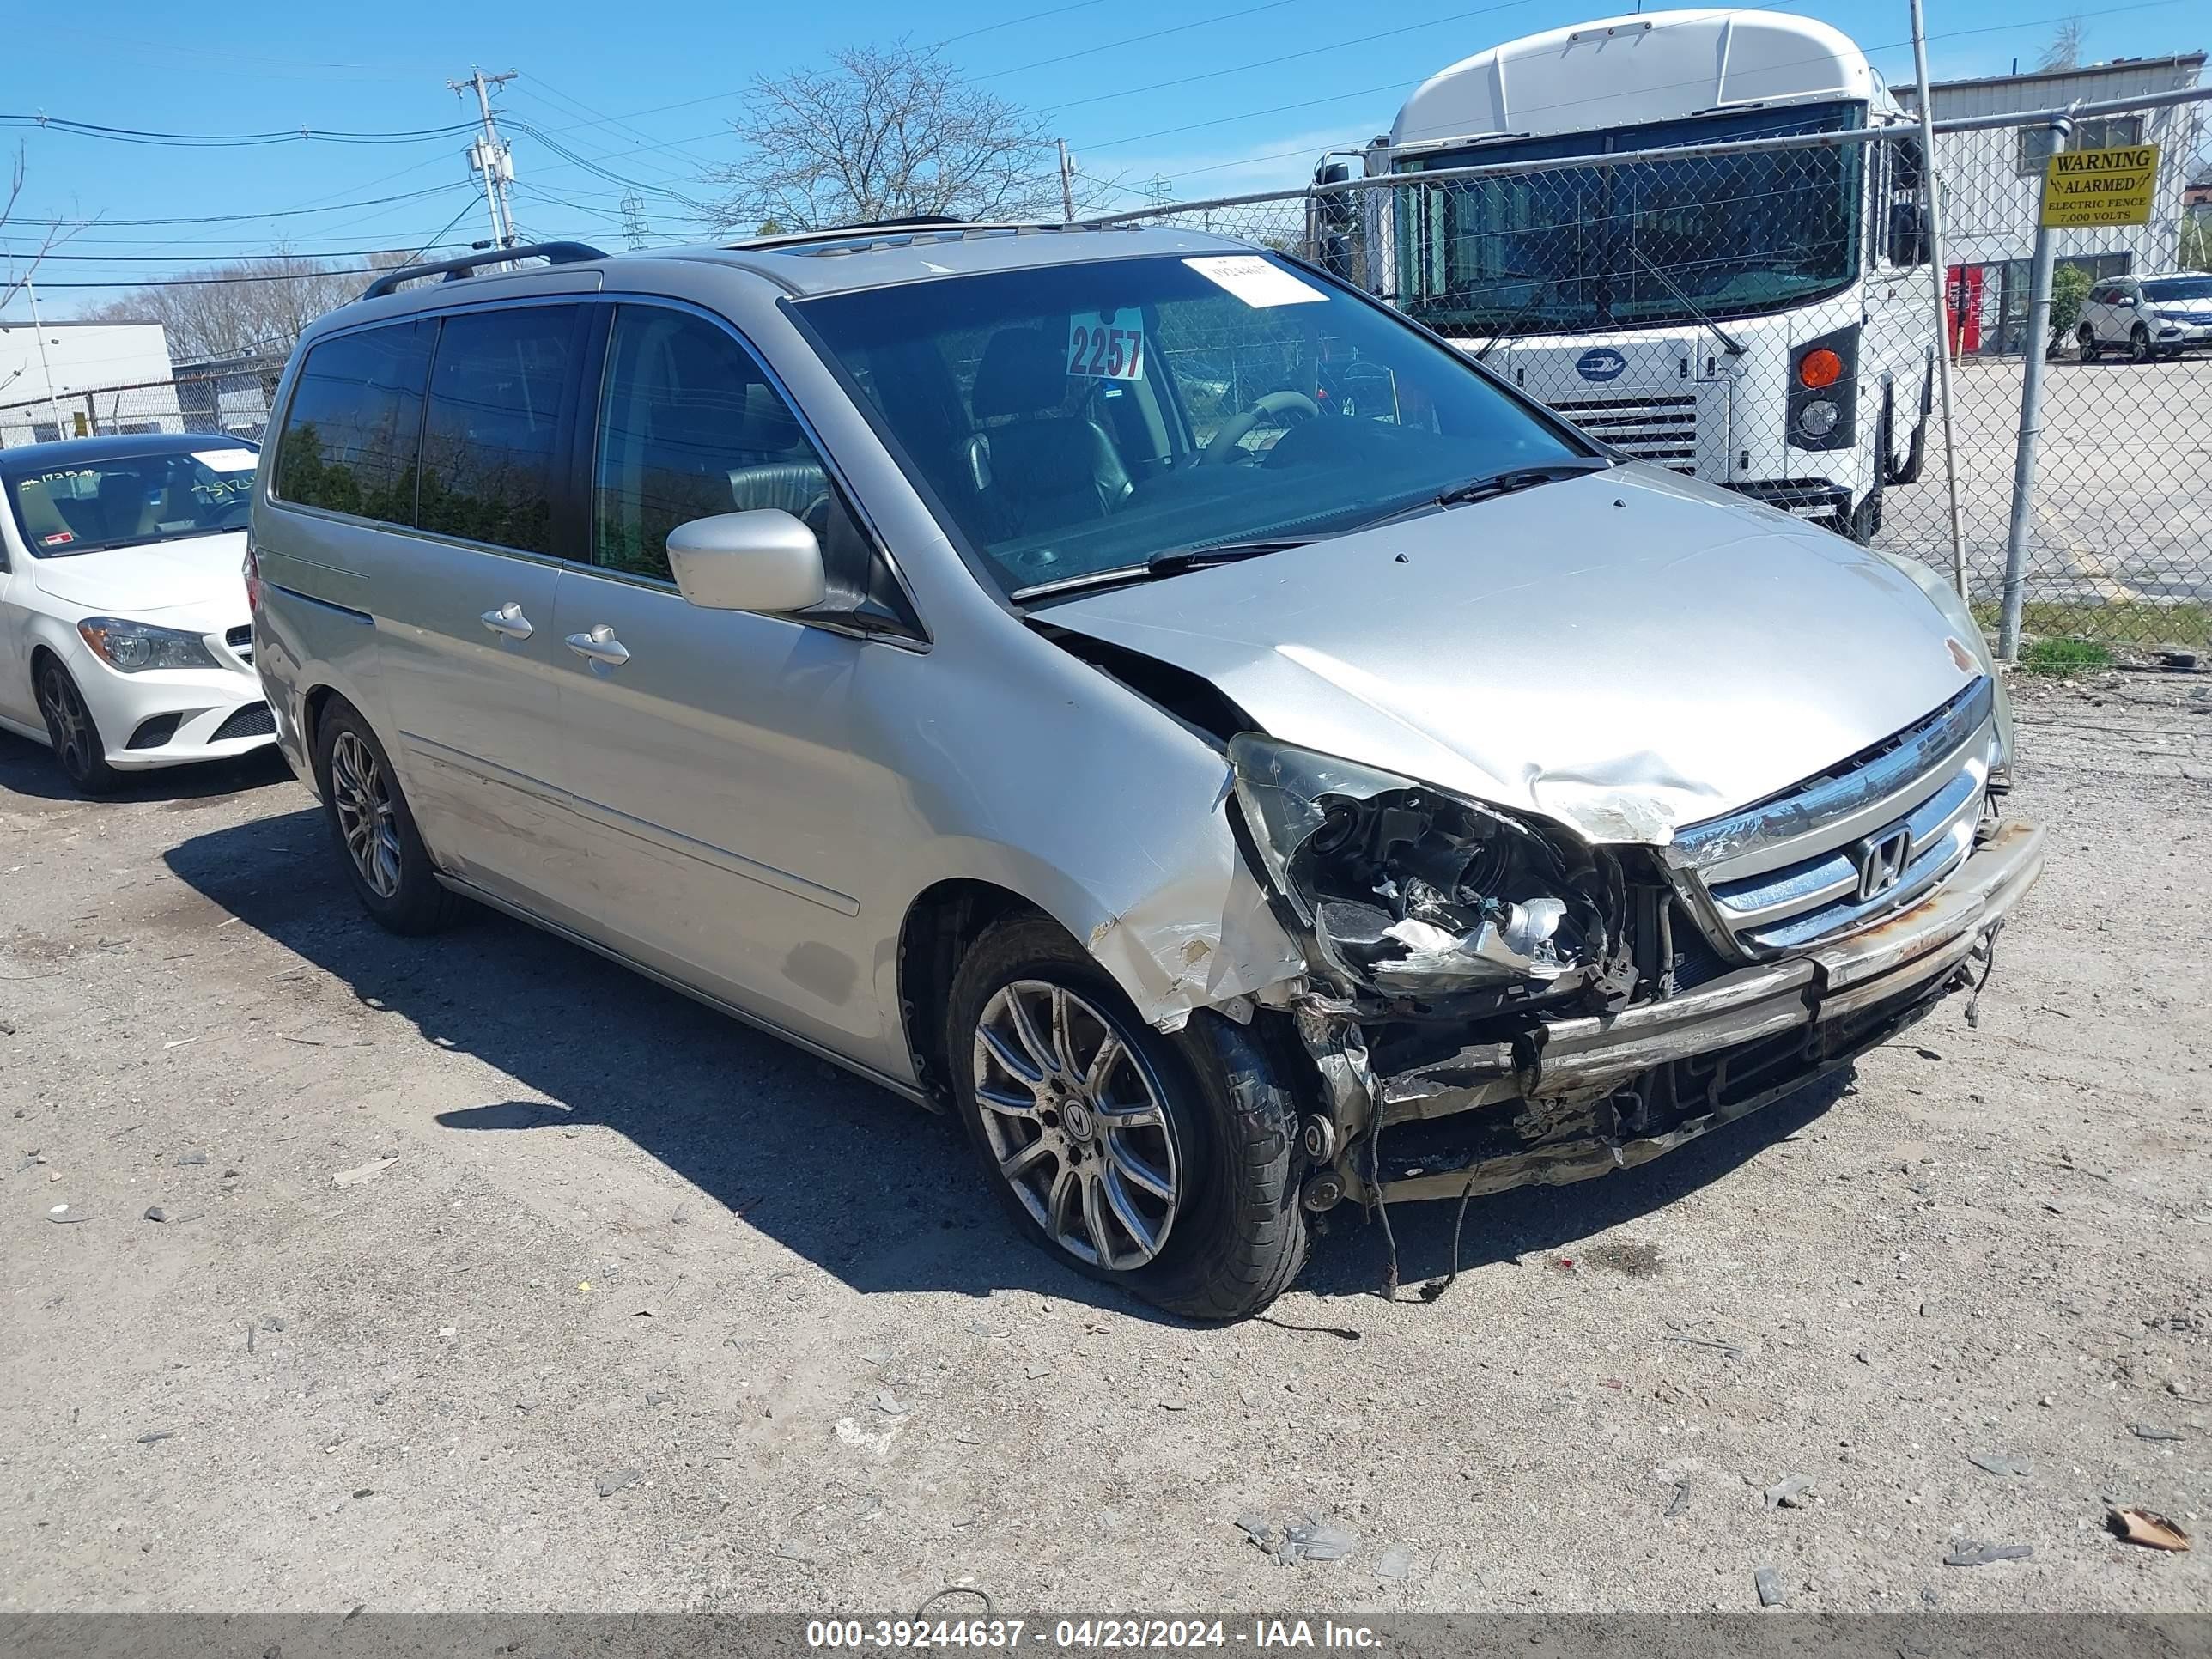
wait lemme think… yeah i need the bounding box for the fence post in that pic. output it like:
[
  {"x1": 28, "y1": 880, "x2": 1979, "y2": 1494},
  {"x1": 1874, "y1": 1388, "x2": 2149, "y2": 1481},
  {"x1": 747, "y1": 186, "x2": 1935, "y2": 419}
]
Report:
[
  {"x1": 1996, "y1": 117, "x2": 2068, "y2": 662},
  {"x1": 1905, "y1": 0, "x2": 1970, "y2": 599}
]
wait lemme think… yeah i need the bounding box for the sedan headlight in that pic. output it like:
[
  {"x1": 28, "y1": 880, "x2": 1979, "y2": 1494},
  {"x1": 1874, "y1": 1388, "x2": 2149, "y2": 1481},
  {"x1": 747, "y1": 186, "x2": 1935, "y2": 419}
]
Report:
[
  {"x1": 1230, "y1": 734, "x2": 1616, "y2": 1000},
  {"x1": 76, "y1": 617, "x2": 222, "y2": 674}
]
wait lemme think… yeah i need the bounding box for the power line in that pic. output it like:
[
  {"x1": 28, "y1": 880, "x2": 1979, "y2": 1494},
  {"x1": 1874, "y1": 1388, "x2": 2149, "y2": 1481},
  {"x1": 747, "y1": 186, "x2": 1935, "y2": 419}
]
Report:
[
  {"x1": 0, "y1": 113, "x2": 479, "y2": 147},
  {"x1": 4, "y1": 183, "x2": 468, "y2": 229},
  {"x1": 27, "y1": 258, "x2": 471, "y2": 289},
  {"x1": 23, "y1": 246, "x2": 465, "y2": 264},
  {"x1": 980, "y1": 0, "x2": 1318, "y2": 81},
  {"x1": 939, "y1": 0, "x2": 1110, "y2": 45}
]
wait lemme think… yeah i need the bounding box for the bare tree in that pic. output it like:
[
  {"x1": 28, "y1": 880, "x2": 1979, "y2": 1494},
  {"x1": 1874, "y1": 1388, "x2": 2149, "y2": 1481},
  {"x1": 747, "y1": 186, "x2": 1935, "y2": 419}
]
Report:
[
  {"x1": 81, "y1": 250, "x2": 410, "y2": 363},
  {"x1": 1, "y1": 144, "x2": 70, "y2": 319},
  {"x1": 2038, "y1": 17, "x2": 2087, "y2": 71},
  {"x1": 704, "y1": 42, "x2": 1069, "y2": 232}
]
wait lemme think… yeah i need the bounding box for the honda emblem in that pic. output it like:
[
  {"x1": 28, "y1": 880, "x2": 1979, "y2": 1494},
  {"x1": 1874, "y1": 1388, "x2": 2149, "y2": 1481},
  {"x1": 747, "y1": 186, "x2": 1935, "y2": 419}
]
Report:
[{"x1": 1855, "y1": 826, "x2": 1911, "y2": 901}]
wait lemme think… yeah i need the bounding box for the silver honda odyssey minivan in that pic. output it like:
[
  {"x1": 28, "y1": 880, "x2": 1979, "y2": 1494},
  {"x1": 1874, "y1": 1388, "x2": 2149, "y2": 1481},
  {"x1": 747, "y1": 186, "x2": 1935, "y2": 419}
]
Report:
[{"x1": 250, "y1": 228, "x2": 2043, "y2": 1318}]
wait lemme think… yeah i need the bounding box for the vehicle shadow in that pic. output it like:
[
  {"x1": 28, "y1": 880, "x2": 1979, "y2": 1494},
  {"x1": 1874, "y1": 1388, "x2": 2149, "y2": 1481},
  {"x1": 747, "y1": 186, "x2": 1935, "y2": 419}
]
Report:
[
  {"x1": 162, "y1": 804, "x2": 1844, "y2": 1327},
  {"x1": 0, "y1": 726, "x2": 294, "y2": 806}
]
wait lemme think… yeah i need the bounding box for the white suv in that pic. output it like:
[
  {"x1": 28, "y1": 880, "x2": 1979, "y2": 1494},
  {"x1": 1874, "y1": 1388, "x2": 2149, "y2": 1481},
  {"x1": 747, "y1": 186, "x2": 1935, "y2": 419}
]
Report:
[{"x1": 2077, "y1": 274, "x2": 2212, "y2": 363}]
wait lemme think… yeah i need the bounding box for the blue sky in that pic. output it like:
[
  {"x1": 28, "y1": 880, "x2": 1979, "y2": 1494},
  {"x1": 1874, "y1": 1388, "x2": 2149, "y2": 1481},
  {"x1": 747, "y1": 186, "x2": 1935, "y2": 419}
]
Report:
[{"x1": 3, "y1": 0, "x2": 2203, "y2": 312}]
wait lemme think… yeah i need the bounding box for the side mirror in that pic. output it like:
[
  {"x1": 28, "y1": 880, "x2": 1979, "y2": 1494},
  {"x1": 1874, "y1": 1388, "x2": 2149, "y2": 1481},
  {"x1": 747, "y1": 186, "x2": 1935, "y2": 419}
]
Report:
[
  {"x1": 1887, "y1": 201, "x2": 1929, "y2": 269},
  {"x1": 1314, "y1": 161, "x2": 1355, "y2": 232},
  {"x1": 665, "y1": 509, "x2": 826, "y2": 614}
]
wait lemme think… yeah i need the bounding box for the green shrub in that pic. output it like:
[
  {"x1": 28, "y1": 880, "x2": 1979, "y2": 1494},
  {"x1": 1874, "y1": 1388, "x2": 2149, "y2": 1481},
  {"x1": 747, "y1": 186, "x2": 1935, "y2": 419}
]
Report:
[{"x1": 2018, "y1": 635, "x2": 2113, "y2": 675}]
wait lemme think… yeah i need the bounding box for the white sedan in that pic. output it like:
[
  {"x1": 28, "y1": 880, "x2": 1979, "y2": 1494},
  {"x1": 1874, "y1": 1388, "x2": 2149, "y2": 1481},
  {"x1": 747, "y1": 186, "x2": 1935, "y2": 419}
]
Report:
[{"x1": 0, "y1": 432, "x2": 275, "y2": 793}]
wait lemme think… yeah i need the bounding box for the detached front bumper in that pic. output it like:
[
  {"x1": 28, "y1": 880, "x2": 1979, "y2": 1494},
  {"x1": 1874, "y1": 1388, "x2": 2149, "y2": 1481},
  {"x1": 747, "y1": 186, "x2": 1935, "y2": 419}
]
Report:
[{"x1": 1334, "y1": 817, "x2": 2045, "y2": 1206}]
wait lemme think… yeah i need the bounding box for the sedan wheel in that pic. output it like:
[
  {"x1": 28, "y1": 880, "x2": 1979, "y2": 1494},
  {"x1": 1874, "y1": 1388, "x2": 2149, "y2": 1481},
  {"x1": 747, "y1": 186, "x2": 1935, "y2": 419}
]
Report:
[
  {"x1": 34, "y1": 660, "x2": 121, "y2": 794},
  {"x1": 971, "y1": 979, "x2": 1182, "y2": 1271}
]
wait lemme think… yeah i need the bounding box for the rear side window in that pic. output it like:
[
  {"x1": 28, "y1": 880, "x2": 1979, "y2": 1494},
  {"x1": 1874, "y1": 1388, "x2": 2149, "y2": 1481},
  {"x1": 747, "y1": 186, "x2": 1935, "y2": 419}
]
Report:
[
  {"x1": 275, "y1": 322, "x2": 432, "y2": 521},
  {"x1": 417, "y1": 307, "x2": 580, "y2": 556}
]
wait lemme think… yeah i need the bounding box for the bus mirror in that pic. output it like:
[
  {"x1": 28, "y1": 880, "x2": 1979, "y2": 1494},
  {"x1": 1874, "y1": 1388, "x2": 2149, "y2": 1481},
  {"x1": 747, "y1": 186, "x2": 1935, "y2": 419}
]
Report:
[
  {"x1": 1887, "y1": 201, "x2": 1929, "y2": 269},
  {"x1": 1315, "y1": 161, "x2": 1356, "y2": 231}
]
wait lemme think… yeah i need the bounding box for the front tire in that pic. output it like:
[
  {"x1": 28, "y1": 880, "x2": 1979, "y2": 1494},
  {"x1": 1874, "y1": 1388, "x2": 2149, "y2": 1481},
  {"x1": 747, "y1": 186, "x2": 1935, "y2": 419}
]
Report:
[
  {"x1": 313, "y1": 699, "x2": 463, "y2": 935},
  {"x1": 1848, "y1": 489, "x2": 1884, "y2": 545},
  {"x1": 33, "y1": 658, "x2": 122, "y2": 796},
  {"x1": 947, "y1": 914, "x2": 1307, "y2": 1319},
  {"x1": 2130, "y1": 326, "x2": 2154, "y2": 365}
]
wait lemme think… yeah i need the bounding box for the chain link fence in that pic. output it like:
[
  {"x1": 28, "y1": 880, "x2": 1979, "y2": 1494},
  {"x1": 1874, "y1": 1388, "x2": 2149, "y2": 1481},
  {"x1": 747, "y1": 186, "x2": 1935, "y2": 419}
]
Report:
[
  {"x1": 1094, "y1": 88, "x2": 2212, "y2": 653},
  {"x1": 0, "y1": 356, "x2": 285, "y2": 451}
]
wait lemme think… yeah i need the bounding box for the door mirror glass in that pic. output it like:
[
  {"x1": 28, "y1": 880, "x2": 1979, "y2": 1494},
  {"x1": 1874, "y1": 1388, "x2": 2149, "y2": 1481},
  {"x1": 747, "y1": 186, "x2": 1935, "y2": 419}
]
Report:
[
  {"x1": 1886, "y1": 201, "x2": 1929, "y2": 269},
  {"x1": 665, "y1": 510, "x2": 827, "y2": 613}
]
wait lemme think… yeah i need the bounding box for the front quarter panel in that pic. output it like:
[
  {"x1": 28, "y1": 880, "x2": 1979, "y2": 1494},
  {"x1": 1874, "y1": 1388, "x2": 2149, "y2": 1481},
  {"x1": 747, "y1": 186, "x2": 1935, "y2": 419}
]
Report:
[{"x1": 860, "y1": 606, "x2": 1309, "y2": 1037}]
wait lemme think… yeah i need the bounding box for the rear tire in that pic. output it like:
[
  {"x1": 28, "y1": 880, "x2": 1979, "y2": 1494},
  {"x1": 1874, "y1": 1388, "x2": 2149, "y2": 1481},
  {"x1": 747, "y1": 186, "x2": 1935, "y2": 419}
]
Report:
[
  {"x1": 2076, "y1": 326, "x2": 2099, "y2": 363},
  {"x1": 33, "y1": 657, "x2": 122, "y2": 796},
  {"x1": 946, "y1": 913, "x2": 1307, "y2": 1320},
  {"x1": 312, "y1": 698, "x2": 464, "y2": 936}
]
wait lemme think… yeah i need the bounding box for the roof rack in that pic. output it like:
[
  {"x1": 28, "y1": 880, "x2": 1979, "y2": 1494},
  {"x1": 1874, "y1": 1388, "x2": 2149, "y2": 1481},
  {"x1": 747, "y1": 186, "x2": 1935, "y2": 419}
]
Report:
[{"x1": 362, "y1": 241, "x2": 609, "y2": 301}]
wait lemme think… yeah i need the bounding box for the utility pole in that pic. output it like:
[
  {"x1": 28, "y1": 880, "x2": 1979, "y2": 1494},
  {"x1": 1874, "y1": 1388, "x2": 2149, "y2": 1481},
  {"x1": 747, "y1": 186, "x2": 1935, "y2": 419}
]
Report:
[
  {"x1": 619, "y1": 193, "x2": 651, "y2": 251},
  {"x1": 22, "y1": 276, "x2": 65, "y2": 440},
  {"x1": 1057, "y1": 138, "x2": 1076, "y2": 222},
  {"x1": 449, "y1": 67, "x2": 519, "y2": 248}
]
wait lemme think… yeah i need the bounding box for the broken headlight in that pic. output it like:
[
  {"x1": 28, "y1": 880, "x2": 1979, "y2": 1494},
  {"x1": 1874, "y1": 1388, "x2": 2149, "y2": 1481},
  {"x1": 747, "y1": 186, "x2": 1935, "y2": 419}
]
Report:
[{"x1": 1230, "y1": 734, "x2": 1620, "y2": 1002}]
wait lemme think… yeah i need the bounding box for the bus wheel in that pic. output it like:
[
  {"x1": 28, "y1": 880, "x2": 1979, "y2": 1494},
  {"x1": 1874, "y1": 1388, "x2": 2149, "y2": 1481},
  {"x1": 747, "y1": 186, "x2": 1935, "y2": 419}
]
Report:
[{"x1": 1850, "y1": 491, "x2": 1884, "y2": 545}]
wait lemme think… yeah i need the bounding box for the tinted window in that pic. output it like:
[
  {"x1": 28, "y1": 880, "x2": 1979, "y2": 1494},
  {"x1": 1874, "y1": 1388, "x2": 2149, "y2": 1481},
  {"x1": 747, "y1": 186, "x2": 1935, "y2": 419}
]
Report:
[
  {"x1": 417, "y1": 307, "x2": 580, "y2": 556},
  {"x1": 275, "y1": 322, "x2": 430, "y2": 521},
  {"x1": 592, "y1": 307, "x2": 853, "y2": 586}
]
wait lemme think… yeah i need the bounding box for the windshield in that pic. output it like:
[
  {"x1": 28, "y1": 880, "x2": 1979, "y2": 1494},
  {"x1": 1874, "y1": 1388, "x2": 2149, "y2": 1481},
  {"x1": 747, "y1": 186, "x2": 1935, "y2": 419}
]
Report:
[
  {"x1": 1395, "y1": 102, "x2": 1866, "y2": 337},
  {"x1": 793, "y1": 252, "x2": 1583, "y2": 600},
  {"x1": 3, "y1": 442, "x2": 258, "y2": 558},
  {"x1": 2143, "y1": 276, "x2": 2212, "y2": 303}
]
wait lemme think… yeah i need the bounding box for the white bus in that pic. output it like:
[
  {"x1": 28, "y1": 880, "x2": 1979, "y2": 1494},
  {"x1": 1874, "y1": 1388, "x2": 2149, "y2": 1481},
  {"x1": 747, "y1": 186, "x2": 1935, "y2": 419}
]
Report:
[{"x1": 1350, "y1": 9, "x2": 1937, "y2": 541}]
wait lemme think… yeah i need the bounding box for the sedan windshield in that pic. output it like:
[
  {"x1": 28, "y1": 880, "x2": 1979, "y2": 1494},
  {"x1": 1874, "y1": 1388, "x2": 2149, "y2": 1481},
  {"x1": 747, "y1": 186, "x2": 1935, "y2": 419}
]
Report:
[
  {"x1": 3, "y1": 441, "x2": 258, "y2": 558},
  {"x1": 794, "y1": 252, "x2": 1584, "y2": 599}
]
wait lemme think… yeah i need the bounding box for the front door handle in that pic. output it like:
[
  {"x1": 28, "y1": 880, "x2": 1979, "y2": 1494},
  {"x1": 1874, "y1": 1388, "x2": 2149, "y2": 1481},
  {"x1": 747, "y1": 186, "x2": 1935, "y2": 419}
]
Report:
[
  {"x1": 480, "y1": 602, "x2": 534, "y2": 641},
  {"x1": 565, "y1": 624, "x2": 630, "y2": 667}
]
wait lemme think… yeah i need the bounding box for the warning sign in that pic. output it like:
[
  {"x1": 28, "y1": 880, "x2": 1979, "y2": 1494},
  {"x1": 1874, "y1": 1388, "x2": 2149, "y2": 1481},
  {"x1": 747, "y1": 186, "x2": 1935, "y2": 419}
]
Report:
[{"x1": 2040, "y1": 144, "x2": 2159, "y2": 229}]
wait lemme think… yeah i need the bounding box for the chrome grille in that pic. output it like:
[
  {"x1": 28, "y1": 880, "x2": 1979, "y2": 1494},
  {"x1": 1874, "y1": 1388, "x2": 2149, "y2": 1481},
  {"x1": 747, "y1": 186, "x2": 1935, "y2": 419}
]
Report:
[
  {"x1": 1551, "y1": 393, "x2": 1698, "y2": 470},
  {"x1": 1668, "y1": 679, "x2": 1997, "y2": 958}
]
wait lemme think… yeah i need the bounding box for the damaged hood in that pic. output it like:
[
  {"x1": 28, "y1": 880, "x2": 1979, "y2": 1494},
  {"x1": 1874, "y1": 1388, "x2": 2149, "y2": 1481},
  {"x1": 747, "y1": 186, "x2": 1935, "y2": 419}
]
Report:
[{"x1": 1044, "y1": 465, "x2": 1982, "y2": 845}]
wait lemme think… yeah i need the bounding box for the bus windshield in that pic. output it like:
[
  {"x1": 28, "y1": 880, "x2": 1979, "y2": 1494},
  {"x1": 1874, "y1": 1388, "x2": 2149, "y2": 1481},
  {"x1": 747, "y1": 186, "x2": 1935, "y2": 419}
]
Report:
[{"x1": 1394, "y1": 102, "x2": 1866, "y2": 337}]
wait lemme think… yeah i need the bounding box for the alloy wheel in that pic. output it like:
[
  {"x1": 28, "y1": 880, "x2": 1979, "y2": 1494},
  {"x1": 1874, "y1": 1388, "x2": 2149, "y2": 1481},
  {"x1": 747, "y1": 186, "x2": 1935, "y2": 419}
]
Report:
[
  {"x1": 329, "y1": 730, "x2": 403, "y2": 899},
  {"x1": 38, "y1": 665, "x2": 98, "y2": 783},
  {"x1": 970, "y1": 979, "x2": 1182, "y2": 1271}
]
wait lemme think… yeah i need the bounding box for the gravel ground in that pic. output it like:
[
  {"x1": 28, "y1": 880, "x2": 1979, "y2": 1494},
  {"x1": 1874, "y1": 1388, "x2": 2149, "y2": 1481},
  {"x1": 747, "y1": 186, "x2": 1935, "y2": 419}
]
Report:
[{"x1": 2, "y1": 673, "x2": 2208, "y2": 1615}]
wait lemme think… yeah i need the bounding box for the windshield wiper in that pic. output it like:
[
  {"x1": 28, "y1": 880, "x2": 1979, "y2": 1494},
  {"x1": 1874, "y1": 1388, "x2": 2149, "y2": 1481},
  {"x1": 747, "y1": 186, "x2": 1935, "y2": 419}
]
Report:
[
  {"x1": 1626, "y1": 246, "x2": 1746, "y2": 359},
  {"x1": 1009, "y1": 538, "x2": 1312, "y2": 603},
  {"x1": 1144, "y1": 538, "x2": 1313, "y2": 576},
  {"x1": 1431, "y1": 458, "x2": 1613, "y2": 509}
]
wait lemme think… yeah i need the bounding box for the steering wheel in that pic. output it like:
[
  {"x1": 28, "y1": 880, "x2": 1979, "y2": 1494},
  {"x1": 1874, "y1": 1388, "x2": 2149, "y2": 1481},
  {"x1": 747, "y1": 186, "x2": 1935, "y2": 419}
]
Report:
[{"x1": 1200, "y1": 390, "x2": 1321, "y2": 466}]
